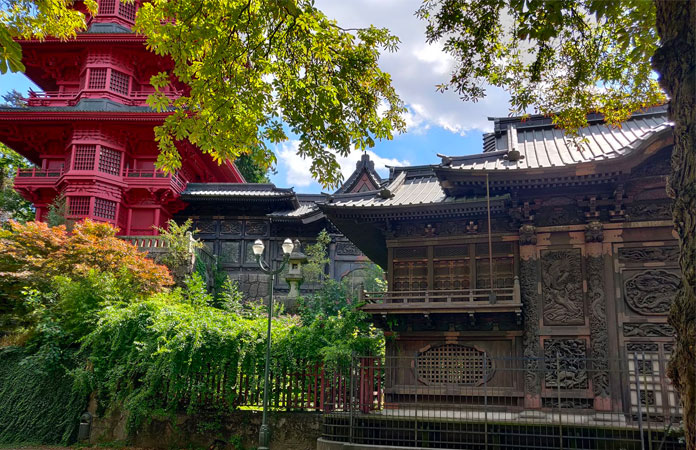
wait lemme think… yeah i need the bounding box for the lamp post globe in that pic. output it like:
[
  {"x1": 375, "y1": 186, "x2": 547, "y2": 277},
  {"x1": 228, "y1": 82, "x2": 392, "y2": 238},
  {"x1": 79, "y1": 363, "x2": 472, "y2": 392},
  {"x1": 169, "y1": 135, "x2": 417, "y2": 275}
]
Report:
[
  {"x1": 252, "y1": 239, "x2": 265, "y2": 256},
  {"x1": 281, "y1": 238, "x2": 294, "y2": 255}
]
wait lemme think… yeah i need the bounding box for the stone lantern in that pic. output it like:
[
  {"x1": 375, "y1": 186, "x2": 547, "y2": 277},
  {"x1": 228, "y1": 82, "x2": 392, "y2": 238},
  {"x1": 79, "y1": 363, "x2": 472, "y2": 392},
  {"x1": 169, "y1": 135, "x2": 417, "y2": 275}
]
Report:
[{"x1": 285, "y1": 239, "x2": 307, "y2": 299}]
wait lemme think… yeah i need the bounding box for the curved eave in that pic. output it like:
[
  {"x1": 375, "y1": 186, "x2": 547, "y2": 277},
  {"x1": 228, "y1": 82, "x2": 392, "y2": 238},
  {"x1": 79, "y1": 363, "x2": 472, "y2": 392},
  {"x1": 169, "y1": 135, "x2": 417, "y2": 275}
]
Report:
[
  {"x1": 18, "y1": 33, "x2": 147, "y2": 45},
  {"x1": 180, "y1": 194, "x2": 296, "y2": 203},
  {"x1": 269, "y1": 211, "x2": 326, "y2": 224},
  {"x1": 0, "y1": 110, "x2": 169, "y2": 122},
  {"x1": 319, "y1": 197, "x2": 510, "y2": 236}
]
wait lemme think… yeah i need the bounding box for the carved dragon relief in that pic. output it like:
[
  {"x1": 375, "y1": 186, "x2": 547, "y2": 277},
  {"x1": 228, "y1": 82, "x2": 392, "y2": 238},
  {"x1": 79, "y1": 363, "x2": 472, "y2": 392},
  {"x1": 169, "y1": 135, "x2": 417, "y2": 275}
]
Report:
[
  {"x1": 544, "y1": 339, "x2": 588, "y2": 389},
  {"x1": 624, "y1": 269, "x2": 680, "y2": 315},
  {"x1": 520, "y1": 258, "x2": 542, "y2": 394},
  {"x1": 586, "y1": 255, "x2": 609, "y2": 397},
  {"x1": 618, "y1": 246, "x2": 679, "y2": 264},
  {"x1": 541, "y1": 249, "x2": 585, "y2": 325},
  {"x1": 623, "y1": 323, "x2": 674, "y2": 337}
]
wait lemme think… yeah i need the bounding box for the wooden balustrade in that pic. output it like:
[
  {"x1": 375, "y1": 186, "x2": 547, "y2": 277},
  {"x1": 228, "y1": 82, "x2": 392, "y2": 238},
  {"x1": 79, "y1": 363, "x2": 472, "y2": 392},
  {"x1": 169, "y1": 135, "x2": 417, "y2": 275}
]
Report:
[
  {"x1": 16, "y1": 167, "x2": 64, "y2": 178},
  {"x1": 360, "y1": 277, "x2": 522, "y2": 316},
  {"x1": 122, "y1": 168, "x2": 187, "y2": 192}
]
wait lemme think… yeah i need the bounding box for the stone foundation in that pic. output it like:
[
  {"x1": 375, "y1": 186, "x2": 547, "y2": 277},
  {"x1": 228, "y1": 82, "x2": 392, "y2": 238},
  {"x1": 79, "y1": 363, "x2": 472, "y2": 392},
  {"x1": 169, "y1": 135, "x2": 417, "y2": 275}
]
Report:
[{"x1": 90, "y1": 409, "x2": 321, "y2": 450}]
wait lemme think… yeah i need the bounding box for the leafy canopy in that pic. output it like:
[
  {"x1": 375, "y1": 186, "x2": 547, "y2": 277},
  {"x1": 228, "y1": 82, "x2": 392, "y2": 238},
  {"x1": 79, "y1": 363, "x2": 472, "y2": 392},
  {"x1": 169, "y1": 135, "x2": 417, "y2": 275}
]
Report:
[
  {"x1": 417, "y1": 0, "x2": 666, "y2": 130},
  {"x1": 0, "y1": 0, "x2": 97, "y2": 73},
  {"x1": 135, "y1": 0, "x2": 405, "y2": 188}
]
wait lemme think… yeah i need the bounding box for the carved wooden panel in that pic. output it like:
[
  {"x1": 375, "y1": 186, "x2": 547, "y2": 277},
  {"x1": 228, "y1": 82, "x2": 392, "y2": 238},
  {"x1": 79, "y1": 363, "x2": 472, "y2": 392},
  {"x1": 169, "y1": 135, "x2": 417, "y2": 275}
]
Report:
[
  {"x1": 541, "y1": 249, "x2": 585, "y2": 325},
  {"x1": 543, "y1": 339, "x2": 588, "y2": 389},
  {"x1": 586, "y1": 255, "x2": 609, "y2": 397},
  {"x1": 336, "y1": 242, "x2": 361, "y2": 256},
  {"x1": 623, "y1": 323, "x2": 674, "y2": 337},
  {"x1": 618, "y1": 246, "x2": 679, "y2": 264},
  {"x1": 220, "y1": 220, "x2": 242, "y2": 235},
  {"x1": 624, "y1": 269, "x2": 679, "y2": 315},
  {"x1": 245, "y1": 220, "x2": 269, "y2": 236},
  {"x1": 194, "y1": 219, "x2": 216, "y2": 234},
  {"x1": 520, "y1": 258, "x2": 541, "y2": 395},
  {"x1": 626, "y1": 201, "x2": 672, "y2": 221}
]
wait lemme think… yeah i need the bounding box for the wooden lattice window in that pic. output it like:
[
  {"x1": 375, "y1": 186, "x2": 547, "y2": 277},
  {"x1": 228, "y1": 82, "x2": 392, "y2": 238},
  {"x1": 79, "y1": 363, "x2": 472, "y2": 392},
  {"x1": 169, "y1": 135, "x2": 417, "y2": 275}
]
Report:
[
  {"x1": 118, "y1": 0, "x2": 136, "y2": 21},
  {"x1": 434, "y1": 260, "x2": 470, "y2": 290},
  {"x1": 69, "y1": 196, "x2": 90, "y2": 216},
  {"x1": 475, "y1": 242, "x2": 514, "y2": 289},
  {"x1": 73, "y1": 145, "x2": 96, "y2": 170},
  {"x1": 476, "y1": 257, "x2": 515, "y2": 289},
  {"x1": 99, "y1": 0, "x2": 116, "y2": 14},
  {"x1": 415, "y1": 344, "x2": 494, "y2": 386},
  {"x1": 88, "y1": 68, "x2": 107, "y2": 89},
  {"x1": 93, "y1": 198, "x2": 117, "y2": 220},
  {"x1": 393, "y1": 261, "x2": 427, "y2": 291},
  {"x1": 109, "y1": 70, "x2": 130, "y2": 95},
  {"x1": 98, "y1": 146, "x2": 121, "y2": 175},
  {"x1": 393, "y1": 247, "x2": 427, "y2": 259},
  {"x1": 433, "y1": 245, "x2": 470, "y2": 290}
]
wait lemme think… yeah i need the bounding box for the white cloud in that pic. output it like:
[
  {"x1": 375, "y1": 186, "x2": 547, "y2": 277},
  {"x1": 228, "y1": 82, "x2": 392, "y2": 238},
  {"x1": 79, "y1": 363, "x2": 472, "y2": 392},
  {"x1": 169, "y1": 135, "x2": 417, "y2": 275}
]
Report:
[
  {"x1": 412, "y1": 43, "x2": 453, "y2": 76},
  {"x1": 276, "y1": 141, "x2": 409, "y2": 190},
  {"x1": 315, "y1": 0, "x2": 511, "y2": 136}
]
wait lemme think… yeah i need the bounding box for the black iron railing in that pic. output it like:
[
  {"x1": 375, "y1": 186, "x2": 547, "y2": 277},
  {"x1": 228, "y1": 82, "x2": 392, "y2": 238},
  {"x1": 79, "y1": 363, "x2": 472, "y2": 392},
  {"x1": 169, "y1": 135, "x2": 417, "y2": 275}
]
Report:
[{"x1": 321, "y1": 354, "x2": 689, "y2": 450}]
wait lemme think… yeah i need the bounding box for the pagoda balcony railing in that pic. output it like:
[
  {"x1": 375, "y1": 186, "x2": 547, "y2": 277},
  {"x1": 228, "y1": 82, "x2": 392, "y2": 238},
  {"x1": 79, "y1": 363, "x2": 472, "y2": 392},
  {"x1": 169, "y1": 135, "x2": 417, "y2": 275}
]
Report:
[
  {"x1": 14, "y1": 167, "x2": 64, "y2": 187},
  {"x1": 360, "y1": 277, "x2": 521, "y2": 318},
  {"x1": 122, "y1": 168, "x2": 187, "y2": 193},
  {"x1": 16, "y1": 167, "x2": 64, "y2": 178},
  {"x1": 25, "y1": 90, "x2": 181, "y2": 107}
]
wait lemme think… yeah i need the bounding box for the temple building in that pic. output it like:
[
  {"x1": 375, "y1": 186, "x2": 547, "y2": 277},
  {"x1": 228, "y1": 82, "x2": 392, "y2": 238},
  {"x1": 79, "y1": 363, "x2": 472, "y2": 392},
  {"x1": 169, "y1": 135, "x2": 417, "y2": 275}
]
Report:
[
  {"x1": 321, "y1": 106, "x2": 679, "y2": 423},
  {"x1": 0, "y1": 0, "x2": 244, "y2": 235},
  {"x1": 173, "y1": 153, "x2": 382, "y2": 302}
]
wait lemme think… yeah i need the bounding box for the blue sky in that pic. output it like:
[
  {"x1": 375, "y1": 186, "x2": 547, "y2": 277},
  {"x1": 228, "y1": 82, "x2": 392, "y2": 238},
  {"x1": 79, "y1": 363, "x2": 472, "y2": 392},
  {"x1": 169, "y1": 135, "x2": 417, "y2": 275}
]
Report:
[{"x1": 0, "y1": 0, "x2": 512, "y2": 193}]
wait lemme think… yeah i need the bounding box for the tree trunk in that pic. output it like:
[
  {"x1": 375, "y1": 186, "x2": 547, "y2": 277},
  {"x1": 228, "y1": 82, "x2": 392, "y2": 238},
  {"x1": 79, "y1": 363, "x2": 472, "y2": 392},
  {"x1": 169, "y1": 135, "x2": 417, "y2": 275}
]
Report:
[{"x1": 652, "y1": 1, "x2": 696, "y2": 448}]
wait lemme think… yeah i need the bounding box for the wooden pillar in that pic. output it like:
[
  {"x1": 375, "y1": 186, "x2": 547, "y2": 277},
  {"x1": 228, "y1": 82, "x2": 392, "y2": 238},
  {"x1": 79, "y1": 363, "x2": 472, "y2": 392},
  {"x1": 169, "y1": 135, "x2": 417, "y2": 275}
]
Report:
[
  {"x1": 584, "y1": 221, "x2": 611, "y2": 411},
  {"x1": 519, "y1": 224, "x2": 542, "y2": 408}
]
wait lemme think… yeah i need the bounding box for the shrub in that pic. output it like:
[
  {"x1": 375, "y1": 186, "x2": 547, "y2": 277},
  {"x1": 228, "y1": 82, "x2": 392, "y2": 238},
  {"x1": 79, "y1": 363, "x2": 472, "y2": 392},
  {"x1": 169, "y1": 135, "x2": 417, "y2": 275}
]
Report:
[{"x1": 0, "y1": 219, "x2": 172, "y2": 338}]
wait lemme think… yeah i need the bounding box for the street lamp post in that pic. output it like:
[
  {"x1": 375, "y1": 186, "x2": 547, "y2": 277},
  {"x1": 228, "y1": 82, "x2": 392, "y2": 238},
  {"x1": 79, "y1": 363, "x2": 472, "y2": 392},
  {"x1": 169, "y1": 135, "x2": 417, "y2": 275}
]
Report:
[{"x1": 253, "y1": 237, "x2": 295, "y2": 450}]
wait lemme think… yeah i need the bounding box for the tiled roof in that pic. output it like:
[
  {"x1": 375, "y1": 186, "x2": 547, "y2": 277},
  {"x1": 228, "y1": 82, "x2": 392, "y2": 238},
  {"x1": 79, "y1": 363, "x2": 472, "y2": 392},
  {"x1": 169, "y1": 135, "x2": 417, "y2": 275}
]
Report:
[
  {"x1": 182, "y1": 183, "x2": 294, "y2": 197},
  {"x1": 443, "y1": 107, "x2": 670, "y2": 171},
  {"x1": 269, "y1": 203, "x2": 320, "y2": 218},
  {"x1": 324, "y1": 107, "x2": 672, "y2": 211},
  {"x1": 328, "y1": 174, "x2": 445, "y2": 208}
]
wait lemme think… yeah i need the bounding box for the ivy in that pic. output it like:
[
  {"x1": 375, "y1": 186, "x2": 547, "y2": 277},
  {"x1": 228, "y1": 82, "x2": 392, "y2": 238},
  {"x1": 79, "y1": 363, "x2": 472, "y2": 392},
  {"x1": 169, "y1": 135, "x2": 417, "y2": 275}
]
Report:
[{"x1": 0, "y1": 347, "x2": 85, "y2": 445}]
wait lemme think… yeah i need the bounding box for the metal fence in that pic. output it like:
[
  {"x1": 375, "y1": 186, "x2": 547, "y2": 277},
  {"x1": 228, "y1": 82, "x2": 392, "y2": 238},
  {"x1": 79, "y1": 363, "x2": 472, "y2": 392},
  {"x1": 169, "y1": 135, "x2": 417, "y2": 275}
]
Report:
[{"x1": 322, "y1": 354, "x2": 689, "y2": 450}]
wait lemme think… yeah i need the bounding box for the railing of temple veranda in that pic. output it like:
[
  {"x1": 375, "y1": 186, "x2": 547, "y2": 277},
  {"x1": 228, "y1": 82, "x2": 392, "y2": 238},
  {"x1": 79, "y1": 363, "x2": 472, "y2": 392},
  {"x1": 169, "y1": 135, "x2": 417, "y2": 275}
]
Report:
[
  {"x1": 321, "y1": 354, "x2": 690, "y2": 450},
  {"x1": 360, "y1": 278, "x2": 522, "y2": 313}
]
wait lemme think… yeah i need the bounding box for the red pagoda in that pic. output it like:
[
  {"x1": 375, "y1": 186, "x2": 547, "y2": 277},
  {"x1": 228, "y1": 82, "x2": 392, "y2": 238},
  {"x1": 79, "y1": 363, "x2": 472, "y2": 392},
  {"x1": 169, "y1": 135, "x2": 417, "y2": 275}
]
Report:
[{"x1": 0, "y1": 0, "x2": 245, "y2": 235}]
